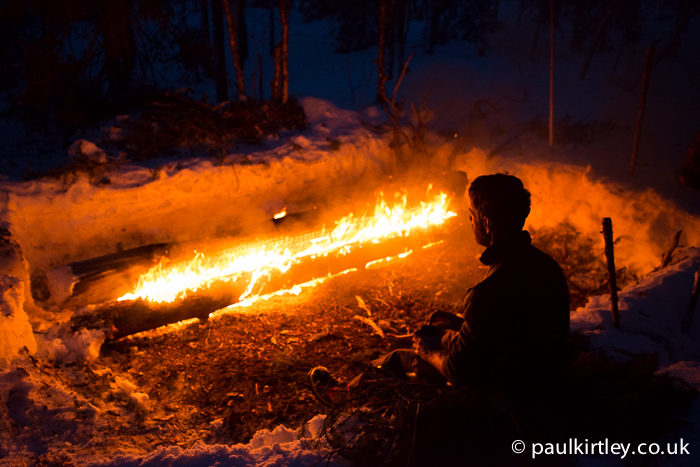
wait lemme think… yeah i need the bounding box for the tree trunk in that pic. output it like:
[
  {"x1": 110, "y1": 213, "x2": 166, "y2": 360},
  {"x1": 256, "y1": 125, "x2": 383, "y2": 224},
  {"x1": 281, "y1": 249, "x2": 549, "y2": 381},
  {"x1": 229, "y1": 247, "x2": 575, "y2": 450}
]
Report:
[
  {"x1": 211, "y1": 0, "x2": 228, "y2": 101},
  {"x1": 569, "y1": 0, "x2": 587, "y2": 53},
  {"x1": 99, "y1": 0, "x2": 136, "y2": 96},
  {"x1": 269, "y1": 0, "x2": 275, "y2": 57},
  {"x1": 629, "y1": 41, "x2": 655, "y2": 176},
  {"x1": 271, "y1": 43, "x2": 282, "y2": 102},
  {"x1": 237, "y1": 0, "x2": 249, "y2": 61},
  {"x1": 386, "y1": 0, "x2": 396, "y2": 80},
  {"x1": 549, "y1": 0, "x2": 554, "y2": 148},
  {"x1": 279, "y1": 0, "x2": 290, "y2": 104},
  {"x1": 200, "y1": 0, "x2": 213, "y2": 78},
  {"x1": 579, "y1": 0, "x2": 622, "y2": 81},
  {"x1": 395, "y1": 0, "x2": 407, "y2": 78},
  {"x1": 222, "y1": 0, "x2": 246, "y2": 99},
  {"x1": 377, "y1": 0, "x2": 388, "y2": 102},
  {"x1": 426, "y1": 1, "x2": 440, "y2": 55}
]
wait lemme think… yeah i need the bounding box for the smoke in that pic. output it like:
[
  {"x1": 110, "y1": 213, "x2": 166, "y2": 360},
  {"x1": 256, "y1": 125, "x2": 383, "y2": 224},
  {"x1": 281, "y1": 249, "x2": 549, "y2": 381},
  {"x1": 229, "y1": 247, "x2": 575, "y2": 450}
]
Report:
[{"x1": 454, "y1": 148, "x2": 700, "y2": 276}]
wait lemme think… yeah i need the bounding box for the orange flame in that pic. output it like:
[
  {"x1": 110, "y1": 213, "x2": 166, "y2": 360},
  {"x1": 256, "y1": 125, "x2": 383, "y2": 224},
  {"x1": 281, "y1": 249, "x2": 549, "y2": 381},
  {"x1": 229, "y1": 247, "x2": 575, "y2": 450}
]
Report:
[
  {"x1": 119, "y1": 187, "x2": 457, "y2": 305},
  {"x1": 273, "y1": 207, "x2": 287, "y2": 219}
]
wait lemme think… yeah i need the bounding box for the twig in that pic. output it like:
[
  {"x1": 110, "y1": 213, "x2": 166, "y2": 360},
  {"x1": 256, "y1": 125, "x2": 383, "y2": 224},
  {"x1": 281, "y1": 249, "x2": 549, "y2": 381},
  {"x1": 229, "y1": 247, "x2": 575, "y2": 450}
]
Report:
[
  {"x1": 407, "y1": 402, "x2": 420, "y2": 467},
  {"x1": 353, "y1": 315, "x2": 386, "y2": 339},
  {"x1": 683, "y1": 263, "x2": 700, "y2": 333},
  {"x1": 660, "y1": 230, "x2": 682, "y2": 269}
]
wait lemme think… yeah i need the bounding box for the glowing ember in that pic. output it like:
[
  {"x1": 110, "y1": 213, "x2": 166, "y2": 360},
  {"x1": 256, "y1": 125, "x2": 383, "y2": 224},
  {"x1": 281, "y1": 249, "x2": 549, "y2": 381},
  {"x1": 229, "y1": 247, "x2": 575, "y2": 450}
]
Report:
[
  {"x1": 274, "y1": 207, "x2": 287, "y2": 219},
  {"x1": 119, "y1": 187, "x2": 457, "y2": 305}
]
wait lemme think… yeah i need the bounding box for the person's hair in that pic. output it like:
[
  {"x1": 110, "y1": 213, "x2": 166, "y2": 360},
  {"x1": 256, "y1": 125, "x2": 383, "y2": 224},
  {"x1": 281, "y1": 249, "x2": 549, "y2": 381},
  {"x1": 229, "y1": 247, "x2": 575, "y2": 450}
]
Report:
[{"x1": 468, "y1": 173, "x2": 531, "y2": 232}]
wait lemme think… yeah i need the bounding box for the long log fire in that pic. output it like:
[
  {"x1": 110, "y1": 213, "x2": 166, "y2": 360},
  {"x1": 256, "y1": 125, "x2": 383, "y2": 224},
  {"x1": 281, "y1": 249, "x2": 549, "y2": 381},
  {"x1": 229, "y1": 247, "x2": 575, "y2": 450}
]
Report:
[{"x1": 68, "y1": 184, "x2": 460, "y2": 339}]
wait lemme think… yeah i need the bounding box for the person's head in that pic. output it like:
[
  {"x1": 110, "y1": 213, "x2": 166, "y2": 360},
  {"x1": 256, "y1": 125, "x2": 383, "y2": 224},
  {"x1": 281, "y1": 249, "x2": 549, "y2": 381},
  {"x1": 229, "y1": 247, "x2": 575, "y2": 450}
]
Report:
[{"x1": 468, "y1": 173, "x2": 531, "y2": 246}]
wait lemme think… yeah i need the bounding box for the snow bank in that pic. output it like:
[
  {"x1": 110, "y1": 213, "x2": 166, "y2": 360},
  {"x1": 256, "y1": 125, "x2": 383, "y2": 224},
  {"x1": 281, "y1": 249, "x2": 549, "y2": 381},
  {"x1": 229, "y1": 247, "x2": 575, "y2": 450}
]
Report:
[
  {"x1": 93, "y1": 415, "x2": 344, "y2": 467},
  {"x1": 1, "y1": 97, "x2": 393, "y2": 278},
  {"x1": 0, "y1": 275, "x2": 36, "y2": 366}
]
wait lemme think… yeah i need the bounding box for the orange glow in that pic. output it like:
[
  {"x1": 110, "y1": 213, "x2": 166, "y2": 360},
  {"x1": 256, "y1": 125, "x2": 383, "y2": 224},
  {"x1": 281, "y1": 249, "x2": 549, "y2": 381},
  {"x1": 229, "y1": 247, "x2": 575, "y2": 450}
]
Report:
[
  {"x1": 274, "y1": 207, "x2": 287, "y2": 219},
  {"x1": 119, "y1": 187, "x2": 457, "y2": 305}
]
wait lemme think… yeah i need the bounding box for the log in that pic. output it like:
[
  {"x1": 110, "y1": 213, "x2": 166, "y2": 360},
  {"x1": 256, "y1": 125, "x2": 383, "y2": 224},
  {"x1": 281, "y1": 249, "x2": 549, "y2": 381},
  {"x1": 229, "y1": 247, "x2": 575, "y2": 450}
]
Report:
[
  {"x1": 70, "y1": 227, "x2": 451, "y2": 339},
  {"x1": 602, "y1": 218, "x2": 620, "y2": 327},
  {"x1": 45, "y1": 243, "x2": 170, "y2": 309},
  {"x1": 43, "y1": 209, "x2": 325, "y2": 310}
]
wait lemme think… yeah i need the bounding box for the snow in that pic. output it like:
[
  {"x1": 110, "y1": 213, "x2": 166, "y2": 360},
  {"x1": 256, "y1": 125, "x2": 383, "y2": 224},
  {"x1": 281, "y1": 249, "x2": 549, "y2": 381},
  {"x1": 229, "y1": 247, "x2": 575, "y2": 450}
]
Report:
[
  {"x1": 0, "y1": 275, "x2": 36, "y2": 365},
  {"x1": 93, "y1": 420, "x2": 344, "y2": 467},
  {"x1": 572, "y1": 249, "x2": 700, "y2": 372},
  {"x1": 0, "y1": 0, "x2": 699, "y2": 465},
  {"x1": 35, "y1": 325, "x2": 105, "y2": 363}
]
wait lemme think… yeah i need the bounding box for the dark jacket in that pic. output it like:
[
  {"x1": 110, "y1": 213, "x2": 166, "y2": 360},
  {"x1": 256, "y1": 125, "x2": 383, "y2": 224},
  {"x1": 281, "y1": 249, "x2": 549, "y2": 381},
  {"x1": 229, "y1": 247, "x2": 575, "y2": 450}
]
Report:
[{"x1": 445, "y1": 231, "x2": 570, "y2": 393}]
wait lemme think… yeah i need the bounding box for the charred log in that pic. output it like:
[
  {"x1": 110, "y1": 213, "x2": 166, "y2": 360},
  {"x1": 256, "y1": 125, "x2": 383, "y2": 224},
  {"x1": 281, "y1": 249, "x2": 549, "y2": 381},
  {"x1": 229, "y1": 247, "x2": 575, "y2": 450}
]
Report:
[
  {"x1": 71, "y1": 228, "x2": 450, "y2": 340},
  {"x1": 43, "y1": 243, "x2": 170, "y2": 309}
]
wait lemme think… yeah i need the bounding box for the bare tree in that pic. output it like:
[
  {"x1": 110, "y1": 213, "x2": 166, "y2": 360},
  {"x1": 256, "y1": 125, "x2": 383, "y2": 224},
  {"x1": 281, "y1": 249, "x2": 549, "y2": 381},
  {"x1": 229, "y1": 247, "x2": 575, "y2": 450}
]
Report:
[
  {"x1": 377, "y1": 0, "x2": 388, "y2": 102},
  {"x1": 98, "y1": 0, "x2": 137, "y2": 95},
  {"x1": 277, "y1": 0, "x2": 290, "y2": 103},
  {"x1": 222, "y1": 0, "x2": 246, "y2": 99}
]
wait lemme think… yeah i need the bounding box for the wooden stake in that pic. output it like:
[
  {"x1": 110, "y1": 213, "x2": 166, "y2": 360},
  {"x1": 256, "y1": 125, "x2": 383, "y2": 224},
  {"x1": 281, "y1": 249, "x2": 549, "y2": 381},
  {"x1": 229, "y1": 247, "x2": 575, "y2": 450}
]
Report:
[
  {"x1": 602, "y1": 218, "x2": 620, "y2": 327},
  {"x1": 630, "y1": 42, "x2": 656, "y2": 176}
]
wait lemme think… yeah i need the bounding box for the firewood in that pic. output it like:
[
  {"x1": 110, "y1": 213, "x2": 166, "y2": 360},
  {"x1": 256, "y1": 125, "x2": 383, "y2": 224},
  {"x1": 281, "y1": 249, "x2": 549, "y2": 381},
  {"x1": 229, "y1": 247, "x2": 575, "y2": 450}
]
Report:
[{"x1": 44, "y1": 243, "x2": 170, "y2": 309}]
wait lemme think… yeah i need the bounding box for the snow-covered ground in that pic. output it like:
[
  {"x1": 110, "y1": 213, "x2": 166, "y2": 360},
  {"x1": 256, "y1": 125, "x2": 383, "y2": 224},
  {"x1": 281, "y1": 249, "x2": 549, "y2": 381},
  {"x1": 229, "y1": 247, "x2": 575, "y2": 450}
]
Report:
[{"x1": 1, "y1": 1, "x2": 699, "y2": 465}]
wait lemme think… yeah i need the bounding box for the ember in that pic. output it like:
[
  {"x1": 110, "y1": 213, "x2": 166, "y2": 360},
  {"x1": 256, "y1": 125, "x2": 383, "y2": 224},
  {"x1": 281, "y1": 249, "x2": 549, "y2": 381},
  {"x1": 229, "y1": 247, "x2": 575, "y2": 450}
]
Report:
[
  {"x1": 119, "y1": 186, "x2": 457, "y2": 306},
  {"x1": 273, "y1": 207, "x2": 287, "y2": 219}
]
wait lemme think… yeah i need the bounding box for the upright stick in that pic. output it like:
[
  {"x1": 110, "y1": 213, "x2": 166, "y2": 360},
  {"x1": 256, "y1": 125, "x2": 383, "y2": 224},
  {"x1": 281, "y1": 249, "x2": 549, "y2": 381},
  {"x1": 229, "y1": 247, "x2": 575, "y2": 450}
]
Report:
[{"x1": 602, "y1": 218, "x2": 620, "y2": 327}]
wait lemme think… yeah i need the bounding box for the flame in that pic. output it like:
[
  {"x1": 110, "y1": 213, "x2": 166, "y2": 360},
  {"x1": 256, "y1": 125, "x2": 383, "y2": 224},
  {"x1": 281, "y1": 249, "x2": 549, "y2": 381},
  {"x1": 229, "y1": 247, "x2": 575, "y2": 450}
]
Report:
[{"x1": 119, "y1": 187, "x2": 457, "y2": 305}]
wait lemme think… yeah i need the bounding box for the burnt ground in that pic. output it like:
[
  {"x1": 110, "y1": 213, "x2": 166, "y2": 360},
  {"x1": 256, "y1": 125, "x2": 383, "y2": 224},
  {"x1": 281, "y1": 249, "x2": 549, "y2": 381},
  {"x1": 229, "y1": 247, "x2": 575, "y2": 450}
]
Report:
[{"x1": 18, "y1": 220, "x2": 670, "y2": 465}]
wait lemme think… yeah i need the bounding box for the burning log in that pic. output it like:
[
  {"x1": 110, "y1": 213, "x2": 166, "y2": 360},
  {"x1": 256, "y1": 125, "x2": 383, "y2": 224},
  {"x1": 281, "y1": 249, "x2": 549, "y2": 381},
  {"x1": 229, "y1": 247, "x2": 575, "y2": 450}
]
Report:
[
  {"x1": 72, "y1": 229, "x2": 449, "y2": 340},
  {"x1": 44, "y1": 243, "x2": 170, "y2": 309},
  {"x1": 68, "y1": 187, "x2": 457, "y2": 339}
]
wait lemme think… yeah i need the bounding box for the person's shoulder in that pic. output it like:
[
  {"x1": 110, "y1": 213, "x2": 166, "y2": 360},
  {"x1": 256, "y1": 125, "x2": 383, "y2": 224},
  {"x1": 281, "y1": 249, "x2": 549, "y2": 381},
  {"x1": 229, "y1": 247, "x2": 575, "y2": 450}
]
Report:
[{"x1": 527, "y1": 244, "x2": 567, "y2": 277}]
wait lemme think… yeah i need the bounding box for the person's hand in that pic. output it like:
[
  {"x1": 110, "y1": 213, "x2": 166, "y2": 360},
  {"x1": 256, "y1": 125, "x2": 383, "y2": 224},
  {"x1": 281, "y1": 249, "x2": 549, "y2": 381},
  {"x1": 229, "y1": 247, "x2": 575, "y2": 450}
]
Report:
[
  {"x1": 428, "y1": 310, "x2": 463, "y2": 331},
  {"x1": 413, "y1": 325, "x2": 443, "y2": 359}
]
